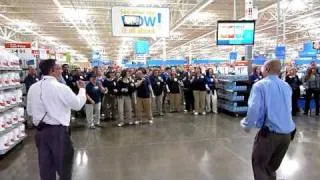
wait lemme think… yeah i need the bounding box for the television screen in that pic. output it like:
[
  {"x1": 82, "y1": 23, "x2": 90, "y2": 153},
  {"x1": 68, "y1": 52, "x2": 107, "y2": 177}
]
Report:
[{"x1": 216, "y1": 20, "x2": 255, "y2": 45}]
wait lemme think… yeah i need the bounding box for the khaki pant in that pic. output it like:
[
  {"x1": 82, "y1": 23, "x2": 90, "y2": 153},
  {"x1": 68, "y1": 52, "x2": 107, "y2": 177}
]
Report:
[
  {"x1": 136, "y1": 97, "x2": 153, "y2": 121},
  {"x1": 153, "y1": 94, "x2": 163, "y2": 115},
  {"x1": 102, "y1": 94, "x2": 116, "y2": 119},
  {"x1": 85, "y1": 103, "x2": 101, "y2": 127},
  {"x1": 193, "y1": 91, "x2": 206, "y2": 113},
  {"x1": 169, "y1": 93, "x2": 181, "y2": 112},
  {"x1": 117, "y1": 96, "x2": 132, "y2": 123},
  {"x1": 206, "y1": 90, "x2": 218, "y2": 113}
]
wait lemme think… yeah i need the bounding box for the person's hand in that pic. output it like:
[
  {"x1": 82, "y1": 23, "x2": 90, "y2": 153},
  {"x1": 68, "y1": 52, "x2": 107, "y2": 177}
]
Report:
[
  {"x1": 90, "y1": 99, "x2": 95, "y2": 104},
  {"x1": 114, "y1": 89, "x2": 118, "y2": 93},
  {"x1": 240, "y1": 119, "x2": 250, "y2": 133},
  {"x1": 77, "y1": 80, "x2": 85, "y2": 89}
]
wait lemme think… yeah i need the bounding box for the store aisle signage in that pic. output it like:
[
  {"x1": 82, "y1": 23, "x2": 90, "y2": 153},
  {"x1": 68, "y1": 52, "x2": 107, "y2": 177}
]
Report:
[
  {"x1": 112, "y1": 7, "x2": 170, "y2": 38},
  {"x1": 5, "y1": 42, "x2": 33, "y2": 61},
  {"x1": 275, "y1": 46, "x2": 286, "y2": 60}
]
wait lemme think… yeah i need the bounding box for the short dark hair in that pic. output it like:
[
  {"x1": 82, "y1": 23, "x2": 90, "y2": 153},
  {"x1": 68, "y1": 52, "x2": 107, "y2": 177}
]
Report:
[
  {"x1": 121, "y1": 69, "x2": 128, "y2": 78},
  {"x1": 40, "y1": 59, "x2": 56, "y2": 75},
  {"x1": 62, "y1": 64, "x2": 69, "y2": 68}
]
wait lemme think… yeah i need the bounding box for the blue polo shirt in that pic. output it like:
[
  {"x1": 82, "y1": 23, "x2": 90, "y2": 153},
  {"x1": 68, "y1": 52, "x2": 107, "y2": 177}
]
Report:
[{"x1": 86, "y1": 82, "x2": 101, "y2": 104}]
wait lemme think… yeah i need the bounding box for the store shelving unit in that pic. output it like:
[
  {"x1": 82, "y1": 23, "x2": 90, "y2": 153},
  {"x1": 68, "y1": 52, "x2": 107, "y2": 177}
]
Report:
[
  {"x1": 0, "y1": 61, "x2": 26, "y2": 155},
  {"x1": 217, "y1": 75, "x2": 250, "y2": 116}
]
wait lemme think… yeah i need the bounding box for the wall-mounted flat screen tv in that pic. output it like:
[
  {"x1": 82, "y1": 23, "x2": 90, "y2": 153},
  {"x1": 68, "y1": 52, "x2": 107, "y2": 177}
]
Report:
[{"x1": 216, "y1": 20, "x2": 255, "y2": 45}]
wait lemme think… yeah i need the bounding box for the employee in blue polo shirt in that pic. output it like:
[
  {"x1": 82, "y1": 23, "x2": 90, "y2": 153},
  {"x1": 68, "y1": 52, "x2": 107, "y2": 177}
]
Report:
[
  {"x1": 85, "y1": 73, "x2": 105, "y2": 129},
  {"x1": 241, "y1": 60, "x2": 296, "y2": 180},
  {"x1": 205, "y1": 68, "x2": 217, "y2": 114}
]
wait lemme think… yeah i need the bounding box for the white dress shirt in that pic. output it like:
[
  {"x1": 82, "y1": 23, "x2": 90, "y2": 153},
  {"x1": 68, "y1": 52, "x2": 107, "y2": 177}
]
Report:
[{"x1": 27, "y1": 76, "x2": 86, "y2": 126}]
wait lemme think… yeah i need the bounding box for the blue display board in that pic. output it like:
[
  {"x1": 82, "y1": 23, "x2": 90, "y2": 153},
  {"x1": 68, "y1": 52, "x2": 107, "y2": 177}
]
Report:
[
  {"x1": 135, "y1": 40, "x2": 149, "y2": 54},
  {"x1": 217, "y1": 20, "x2": 255, "y2": 45},
  {"x1": 192, "y1": 59, "x2": 226, "y2": 64},
  {"x1": 299, "y1": 41, "x2": 317, "y2": 58},
  {"x1": 275, "y1": 46, "x2": 286, "y2": 60},
  {"x1": 229, "y1": 52, "x2": 238, "y2": 60},
  {"x1": 252, "y1": 55, "x2": 266, "y2": 65}
]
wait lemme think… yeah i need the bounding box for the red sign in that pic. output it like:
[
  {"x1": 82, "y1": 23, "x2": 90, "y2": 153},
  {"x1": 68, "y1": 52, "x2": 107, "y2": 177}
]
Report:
[{"x1": 5, "y1": 42, "x2": 31, "y2": 48}]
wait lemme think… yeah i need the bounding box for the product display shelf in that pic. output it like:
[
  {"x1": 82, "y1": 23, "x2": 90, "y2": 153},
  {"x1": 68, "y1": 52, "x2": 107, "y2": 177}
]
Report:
[
  {"x1": 0, "y1": 57, "x2": 25, "y2": 155},
  {"x1": 0, "y1": 136, "x2": 27, "y2": 155},
  {"x1": 0, "y1": 121, "x2": 25, "y2": 136},
  {"x1": 0, "y1": 103, "x2": 22, "y2": 113},
  {"x1": 0, "y1": 67, "x2": 22, "y2": 71},
  {"x1": 0, "y1": 84, "x2": 23, "y2": 91},
  {"x1": 217, "y1": 75, "x2": 250, "y2": 116}
]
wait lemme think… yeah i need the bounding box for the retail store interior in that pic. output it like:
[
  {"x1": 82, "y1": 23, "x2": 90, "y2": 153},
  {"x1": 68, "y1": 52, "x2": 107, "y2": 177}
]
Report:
[{"x1": 1, "y1": 0, "x2": 320, "y2": 180}]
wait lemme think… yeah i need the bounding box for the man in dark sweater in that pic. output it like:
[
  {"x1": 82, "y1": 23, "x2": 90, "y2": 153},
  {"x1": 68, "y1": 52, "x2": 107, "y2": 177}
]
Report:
[
  {"x1": 24, "y1": 66, "x2": 39, "y2": 93},
  {"x1": 150, "y1": 69, "x2": 165, "y2": 116}
]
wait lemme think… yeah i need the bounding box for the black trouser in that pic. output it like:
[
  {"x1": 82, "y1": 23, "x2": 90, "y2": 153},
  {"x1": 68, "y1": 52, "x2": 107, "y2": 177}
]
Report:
[
  {"x1": 304, "y1": 89, "x2": 320, "y2": 115},
  {"x1": 35, "y1": 125, "x2": 74, "y2": 180},
  {"x1": 291, "y1": 88, "x2": 300, "y2": 116},
  {"x1": 184, "y1": 90, "x2": 194, "y2": 111},
  {"x1": 252, "y1": 132, "x2": 291, "y2": 180}
]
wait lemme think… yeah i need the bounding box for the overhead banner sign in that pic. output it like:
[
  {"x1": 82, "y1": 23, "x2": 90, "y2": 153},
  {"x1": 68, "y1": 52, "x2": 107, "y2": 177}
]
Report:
[{"x1": 112, "y1": 6, "x2": 170, "y2": 38}]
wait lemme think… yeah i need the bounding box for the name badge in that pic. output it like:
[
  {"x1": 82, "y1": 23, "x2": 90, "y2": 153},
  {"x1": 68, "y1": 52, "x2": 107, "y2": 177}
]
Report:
[
  {"x1": 157, "y1": 82, "x2": 161, "y2": 85},
  {"x1": 211, "y1": 78, "x2": 214, "y2": 82},
  {"x1": 174, "y1": 78, "x2": 177, "y2": 82},
  {"x1": 66, "y1": 75, "x2": 68, "y2": 79},
  {"x1": 94, "y1": 86, "x2": 99, "y2": 90},
  {"x1": 113, "y1": 82, "x2": 116, "y2": 86}
]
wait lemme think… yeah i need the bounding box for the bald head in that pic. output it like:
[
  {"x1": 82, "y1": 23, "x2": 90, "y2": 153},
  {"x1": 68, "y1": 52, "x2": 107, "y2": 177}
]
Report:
[{"x1": 262, "y1": 60, "x2": 281, "y2": 76}]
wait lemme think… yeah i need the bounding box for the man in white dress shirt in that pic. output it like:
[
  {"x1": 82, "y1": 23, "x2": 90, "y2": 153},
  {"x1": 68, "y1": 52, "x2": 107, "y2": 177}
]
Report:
[{"x1": 27, "y1": 59, "x2": 86, "y2": 180}]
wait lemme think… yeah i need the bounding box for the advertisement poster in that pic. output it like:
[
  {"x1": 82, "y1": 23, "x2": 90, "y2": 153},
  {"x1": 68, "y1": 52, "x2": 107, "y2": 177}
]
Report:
[{"x1": 112, "y1": 7, "x2": 170, "y2": 38}]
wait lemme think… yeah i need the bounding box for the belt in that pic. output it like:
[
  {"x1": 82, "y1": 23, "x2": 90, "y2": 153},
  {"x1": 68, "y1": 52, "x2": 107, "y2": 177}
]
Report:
[{"x1": 36, "y1": 122, "x2": 68, "y2": 131}]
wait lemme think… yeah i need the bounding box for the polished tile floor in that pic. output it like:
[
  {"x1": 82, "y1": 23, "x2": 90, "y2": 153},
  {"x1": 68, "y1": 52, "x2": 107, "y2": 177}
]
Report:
[{"x1": 1, "y1": 113, "x2": 320, "y2": 180}]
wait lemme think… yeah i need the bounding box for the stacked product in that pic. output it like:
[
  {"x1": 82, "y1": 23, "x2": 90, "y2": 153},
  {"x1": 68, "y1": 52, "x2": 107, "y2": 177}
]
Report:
[
  {"x1": 217, "y1": 75, "x2": 249, "y2": 116},
  {"x1": 0, "y1": 50, "x2": 26, "y2": 155}
]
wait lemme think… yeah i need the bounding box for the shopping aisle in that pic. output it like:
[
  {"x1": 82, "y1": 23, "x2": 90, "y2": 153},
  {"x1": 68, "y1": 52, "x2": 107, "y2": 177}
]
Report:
[{"x1": 1, "y1": 113, "x2": 320, "y2": 180}]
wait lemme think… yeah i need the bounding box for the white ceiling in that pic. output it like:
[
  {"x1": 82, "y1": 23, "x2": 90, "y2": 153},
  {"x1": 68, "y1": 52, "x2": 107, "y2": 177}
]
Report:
[{"x1": 0, "y1": 0, "x2": 320, "y2": 61}]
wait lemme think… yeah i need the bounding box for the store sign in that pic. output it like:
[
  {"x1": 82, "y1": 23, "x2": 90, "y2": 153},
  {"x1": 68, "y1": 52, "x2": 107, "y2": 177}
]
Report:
[
  {"x1": 229, "y1": 52, "x2": 238, "y2": 60},
  {"x1": 112, "y1": 7, "x2": 170, "y2": 38},
  {"x1": 39, "y1": 48, "x2": 49, "y2": 60},
  {"x1": 275, "y1": 46, "x2": 286, "y2": 60},
  {"x1": 134, "y1": 40, "x2": 149, "y2": 54},
  {"x1": 5, "y1": 42, "x2": 33, "y2": 61},
  {"x1": 234, "y1": 61, "x2": 248, "y2": 75}
]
